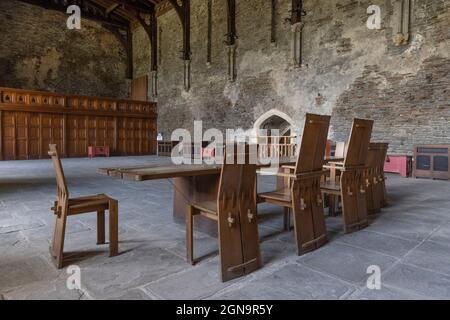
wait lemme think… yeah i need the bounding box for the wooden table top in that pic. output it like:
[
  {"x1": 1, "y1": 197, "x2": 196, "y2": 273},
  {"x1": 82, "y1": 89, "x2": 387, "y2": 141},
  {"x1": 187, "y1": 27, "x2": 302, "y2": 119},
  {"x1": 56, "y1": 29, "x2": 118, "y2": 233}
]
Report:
[{"x1": 98, "y1": 156, "x2": 344, "y2": 182}]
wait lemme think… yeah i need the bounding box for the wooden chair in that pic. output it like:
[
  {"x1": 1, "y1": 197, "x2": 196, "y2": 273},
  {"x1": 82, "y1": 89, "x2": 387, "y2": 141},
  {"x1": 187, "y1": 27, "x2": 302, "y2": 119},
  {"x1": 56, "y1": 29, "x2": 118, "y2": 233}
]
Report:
[
  {"x1": 326, "y1": 141, "x2": 347, "y2": 215},
  {"x1": 258, "y1": 114, "x2": 331, "y2": 255},
  {"x1": 365, "y1": 143, "x2": 389, "y2": 214},
  {"x1": 321, "y1": 119, "x2": 374, "y2": 233},
  {"x1": 379, "y1": 143, "x2": 389, "y2": 207},
  {"x1": 186, "y1": 144, "x2": 262, "y2": 282},
  {"x1": 48, "y1": 144, "x2": 118, "y2": 269}
]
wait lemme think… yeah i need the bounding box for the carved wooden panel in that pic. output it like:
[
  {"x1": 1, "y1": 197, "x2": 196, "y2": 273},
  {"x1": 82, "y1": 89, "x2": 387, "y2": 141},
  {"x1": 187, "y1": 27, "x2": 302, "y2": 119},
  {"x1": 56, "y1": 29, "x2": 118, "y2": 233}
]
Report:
[{"x1": 0, "y1": 87, "x2": 157, "y2": 160}]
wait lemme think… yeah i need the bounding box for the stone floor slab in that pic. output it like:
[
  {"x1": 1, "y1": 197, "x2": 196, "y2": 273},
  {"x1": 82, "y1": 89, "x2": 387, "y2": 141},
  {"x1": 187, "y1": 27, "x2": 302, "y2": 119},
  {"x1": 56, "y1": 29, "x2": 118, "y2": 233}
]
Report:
[
  {"x1": 300, "y1": 242, "x2": 398, "y2": 284},
  {"x1": 336, "y1": 230, "x2": 420, "y2": 258},
  {"x1": 383, "y1": 263, "x2": 450, "y2": 299}
]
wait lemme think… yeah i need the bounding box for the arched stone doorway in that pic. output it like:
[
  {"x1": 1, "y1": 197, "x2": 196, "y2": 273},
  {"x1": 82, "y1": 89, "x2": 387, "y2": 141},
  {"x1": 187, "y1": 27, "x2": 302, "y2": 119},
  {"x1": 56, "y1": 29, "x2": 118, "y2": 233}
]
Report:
[{"x1": 253, "y1": 109, "x2": 297, "y2": 158}]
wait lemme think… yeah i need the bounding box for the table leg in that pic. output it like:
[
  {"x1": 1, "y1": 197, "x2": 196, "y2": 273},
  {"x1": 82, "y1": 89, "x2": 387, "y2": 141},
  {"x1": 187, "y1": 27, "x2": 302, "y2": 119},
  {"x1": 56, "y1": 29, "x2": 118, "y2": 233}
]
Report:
[{"x1": 172, "y1": 175, "x2": 220, "y2": 236}]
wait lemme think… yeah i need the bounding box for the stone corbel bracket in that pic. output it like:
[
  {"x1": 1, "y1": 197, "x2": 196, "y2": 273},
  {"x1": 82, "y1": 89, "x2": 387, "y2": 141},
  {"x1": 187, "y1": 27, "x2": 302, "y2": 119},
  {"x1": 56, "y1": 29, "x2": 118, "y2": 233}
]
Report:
[
  {"x1": 291, "y1": 21, "x2": 305, "y2": 68},
  {"x1": 393, "y1": 0, "x2": 411, "y2": 46}
]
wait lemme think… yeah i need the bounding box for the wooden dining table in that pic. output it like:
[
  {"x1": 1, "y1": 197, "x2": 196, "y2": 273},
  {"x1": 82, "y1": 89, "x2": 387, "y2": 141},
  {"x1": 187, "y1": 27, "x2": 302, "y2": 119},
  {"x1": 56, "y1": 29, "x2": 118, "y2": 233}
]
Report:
[{"x1": 98, "y1": 156, "x2": 343, "y2": 235}]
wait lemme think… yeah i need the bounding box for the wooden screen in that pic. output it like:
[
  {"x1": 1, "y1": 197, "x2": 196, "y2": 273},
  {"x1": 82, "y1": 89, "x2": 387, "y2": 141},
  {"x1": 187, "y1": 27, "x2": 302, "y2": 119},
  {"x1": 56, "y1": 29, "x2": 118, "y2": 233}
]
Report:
[{"x1": 0, "y1": 87, "x2": 157, "y2": 160}]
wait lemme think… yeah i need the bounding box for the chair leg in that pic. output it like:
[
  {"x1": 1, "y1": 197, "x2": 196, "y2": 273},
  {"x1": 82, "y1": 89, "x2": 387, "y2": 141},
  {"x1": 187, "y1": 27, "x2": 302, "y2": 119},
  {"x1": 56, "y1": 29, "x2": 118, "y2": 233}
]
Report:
[
  {"x1": 97, "y1": 210, "x2": 106, "y2": 245},
  {"x1": 108, "y1": 199, "x2": 119, "y2": 257},
  {"x1": 328, "y1": 195, "x2": 339, "y2": 216},
  {"x1": 52, "y1": 213, "x2": 67, "y2": 269},
  {"x1": 283, "y1": 208, "x2": 290, "y2": 231},
  {"x1": 186, "y1": 205, "x2": 195, "y2": 265}
]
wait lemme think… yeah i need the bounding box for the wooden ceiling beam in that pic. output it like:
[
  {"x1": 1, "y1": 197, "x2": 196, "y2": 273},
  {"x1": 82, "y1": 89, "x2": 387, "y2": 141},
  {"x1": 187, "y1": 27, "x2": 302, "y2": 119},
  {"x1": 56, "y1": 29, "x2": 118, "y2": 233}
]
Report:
[
  {"x1": 106, "y1": 3, "x2": 120, "y2": 14},
  {"x1": 18, "y1": 0, "x2": 129, "y2": 29}
]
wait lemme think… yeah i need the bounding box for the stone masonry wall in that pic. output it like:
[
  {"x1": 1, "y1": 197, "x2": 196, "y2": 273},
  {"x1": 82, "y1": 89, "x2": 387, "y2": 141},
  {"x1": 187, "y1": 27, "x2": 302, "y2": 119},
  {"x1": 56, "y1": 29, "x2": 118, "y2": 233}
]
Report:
[
  {"x1": 134, "y1": 0, "x2": 449, "y2": 155},
  {"x1": 0, "y1": 0, "x2": 129, "y2": 98}
]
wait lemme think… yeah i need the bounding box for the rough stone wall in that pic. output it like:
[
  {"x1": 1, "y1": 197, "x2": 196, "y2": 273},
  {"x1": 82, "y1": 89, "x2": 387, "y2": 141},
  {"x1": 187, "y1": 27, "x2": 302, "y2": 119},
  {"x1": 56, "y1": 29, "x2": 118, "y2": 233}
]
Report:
[
  {"x1": 134, "y1": 0, "x2": 449, "y2": 154},
  {"x1": 0, "y1": 0, "x2": 129, "y2": 98}
]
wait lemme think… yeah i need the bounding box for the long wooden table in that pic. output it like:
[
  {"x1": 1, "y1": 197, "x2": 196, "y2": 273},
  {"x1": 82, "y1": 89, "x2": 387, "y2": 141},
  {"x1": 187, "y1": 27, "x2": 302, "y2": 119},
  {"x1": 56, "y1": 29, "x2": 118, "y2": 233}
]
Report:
[{"x1": 98, "y1": 157, "x2": 342, "y2": 235}]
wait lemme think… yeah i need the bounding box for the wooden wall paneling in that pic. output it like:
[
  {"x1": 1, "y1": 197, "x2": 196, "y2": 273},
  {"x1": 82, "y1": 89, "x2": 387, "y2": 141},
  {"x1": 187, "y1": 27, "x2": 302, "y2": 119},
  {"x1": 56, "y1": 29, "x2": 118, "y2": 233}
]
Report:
[
  {"x1": 117, "y1": 117, "x2": 124, "y2": 155},
  {"x1": 0, "y1": 87, "x2": 157, "y2": 160},
  {"x1": 88, "y1": 116, "x2": 97, "y2": 150},
  {"x1": 67, "y1": 116, "x2": 77, "y2": 157},
  {"x1": 106, "y1": 117, "x2": 115, "y2": 154},
  {"x1": 41, "y1": 114, "x2": 52, "y2": 159},
  {"x1": 126, "y1": 118, "x2": 134, "y2": 155},
  {"x1": 52, "y1": 115, "x2": 64, "y2": 156},
  {"x1": 62, "y1": 114, "x2": 67, "y2": 157},
  {"x1": 28, "y1": 113, "x2": 40, "y2": 159},
  {"x1": 135, "y1": 119, "x2": 142, "y2": 155}
]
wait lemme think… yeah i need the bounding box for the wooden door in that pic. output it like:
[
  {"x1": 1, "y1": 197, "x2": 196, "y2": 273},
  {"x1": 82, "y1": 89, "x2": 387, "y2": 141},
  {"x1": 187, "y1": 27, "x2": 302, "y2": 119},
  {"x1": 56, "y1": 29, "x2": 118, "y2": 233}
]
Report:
[{"x1": 131, "y1": 75, "x2": 148, "y2": 102}]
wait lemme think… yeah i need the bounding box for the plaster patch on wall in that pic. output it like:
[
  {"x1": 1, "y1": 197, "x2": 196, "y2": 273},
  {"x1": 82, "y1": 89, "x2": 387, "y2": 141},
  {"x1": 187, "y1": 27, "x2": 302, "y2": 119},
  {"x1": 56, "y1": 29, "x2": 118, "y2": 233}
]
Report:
[
  {"x1": 15, "y1": 47, "x2": 62, "y2": 88},
  {"x1": 223, "y1": 81, "x2": 241, "y2": 107}
]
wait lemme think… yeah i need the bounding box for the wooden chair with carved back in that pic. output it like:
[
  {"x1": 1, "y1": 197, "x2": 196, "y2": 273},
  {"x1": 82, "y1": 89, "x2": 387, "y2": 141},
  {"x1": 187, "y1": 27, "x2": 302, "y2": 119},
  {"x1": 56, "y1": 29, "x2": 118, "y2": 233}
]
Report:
[
  {"x1": 257, "y1": 114, "x2": 331, "y2": 255},
  {"x1": 379, "y1": 143, "x2": 389, "y2": 207},
  {"x1": 186, "y1": 144, "x2": 262, "y2": 282},
  {"x1": 365, "y1": 143, "x2": 389, "y2": 214},
  {"x1": 321, "y1": 119, "x2": 374, "y2": 233},
  {"x1": 326, "y1": 141, "x2": 347, "y2": 216},
  {"x1": 48, "y1": 144, "x2": 119, "y2": 269}
]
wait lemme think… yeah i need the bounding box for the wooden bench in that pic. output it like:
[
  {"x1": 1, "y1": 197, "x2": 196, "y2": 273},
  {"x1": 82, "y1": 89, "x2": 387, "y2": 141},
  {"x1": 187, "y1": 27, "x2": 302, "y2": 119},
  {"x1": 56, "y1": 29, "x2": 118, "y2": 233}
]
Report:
[
  {"x1": 88, "y1": 146, "x2": 110, "y2": 158},
  {"x1": 49, "y1": 144, "x2": 119, "y2": 269}
]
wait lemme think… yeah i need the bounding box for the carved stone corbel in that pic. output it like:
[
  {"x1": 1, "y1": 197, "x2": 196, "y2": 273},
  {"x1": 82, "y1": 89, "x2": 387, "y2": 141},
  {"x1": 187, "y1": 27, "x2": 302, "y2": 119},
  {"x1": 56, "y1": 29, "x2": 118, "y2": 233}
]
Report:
[
  {"x1": 150, "y1": 70, "x2": 158, "y2": 99},
  {"x1": 393, "y1": 0, "x2": 411, "y2": 46},
  {"x1": 227, "y1": 44, "x2": 237, "y2": 81},
  {"x1": 291, "y1": 21, "x2": 305, "y2": 68},
  {"x1": 184, "y1": 59, "x2": 191, "y2": 91}
]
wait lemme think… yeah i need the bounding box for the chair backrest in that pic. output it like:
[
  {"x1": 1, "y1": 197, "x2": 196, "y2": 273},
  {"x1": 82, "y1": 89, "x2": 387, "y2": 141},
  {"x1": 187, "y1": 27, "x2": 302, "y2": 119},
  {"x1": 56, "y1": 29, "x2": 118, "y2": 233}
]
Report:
[
  {"x1": 217, "y1": 144, "x2": 255, "y2": 207},
  {"x1": 368, "y1": 143, "x2": 389, "y2": 170},
  {"x1": 344, "y1": 118, "x2": 374, "y2": 167},
  {"x1": 366, "y1": 144, "x2": 379, "y2": 169},
  {"x1": 48, "y1": 144, "x2": 69, "y2": 203},
  {"x1": 216, "y1": 143, "x2": 259, "y2": 280},
  {"x1": 294, "y1": 113, "x2": 331, "y2": 174}
]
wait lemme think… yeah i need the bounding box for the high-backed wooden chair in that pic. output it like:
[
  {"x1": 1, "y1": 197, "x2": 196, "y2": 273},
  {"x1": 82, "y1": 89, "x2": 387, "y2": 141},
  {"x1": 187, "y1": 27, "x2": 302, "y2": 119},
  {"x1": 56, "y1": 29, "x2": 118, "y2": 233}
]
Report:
[
  {"x1": 186, "y1": 144, "x2": 261, "y2": 282},
  {"x1": 365, "y1": 143, "x2": 389, "y2": 214},
  {"x1": 379, "y1": 143, "x2": 389, "y2": 207},
  {"x1": 326, "y1": 141, "x2": 347, "y2": 215},
  {"x1": 321, "y1": 119, "x2": 374, "y2": 233},
  {"x1": 48, "y1": 144, "x2": 118, "y2": 269},
  {"x1": 257, "y1": 114, "x2": 331, "y2": 255}
]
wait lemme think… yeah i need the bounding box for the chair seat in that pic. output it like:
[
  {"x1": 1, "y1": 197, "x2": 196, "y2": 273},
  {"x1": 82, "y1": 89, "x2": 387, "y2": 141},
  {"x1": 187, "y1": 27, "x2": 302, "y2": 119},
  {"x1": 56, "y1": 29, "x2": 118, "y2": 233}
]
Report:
[
  {"x1": 321, "y1": 181, "x2": 341, "y2": 192},
  {"x1": 191, "y1": 201, "x2": 218, "y2": 216},
  {"x1": 258, "y1": 189, "x2": 292, "y2": 204},
  {"x1": 68, "y1": 194, "x2": 111, "y2": 215}
]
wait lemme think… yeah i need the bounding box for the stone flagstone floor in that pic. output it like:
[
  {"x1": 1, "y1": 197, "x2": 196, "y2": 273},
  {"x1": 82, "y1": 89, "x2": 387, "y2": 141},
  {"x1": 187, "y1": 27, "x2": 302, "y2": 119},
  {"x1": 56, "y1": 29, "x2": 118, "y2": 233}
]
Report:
[{"x1": 1, "y1": 156, "x2": 450, "y2": 300}]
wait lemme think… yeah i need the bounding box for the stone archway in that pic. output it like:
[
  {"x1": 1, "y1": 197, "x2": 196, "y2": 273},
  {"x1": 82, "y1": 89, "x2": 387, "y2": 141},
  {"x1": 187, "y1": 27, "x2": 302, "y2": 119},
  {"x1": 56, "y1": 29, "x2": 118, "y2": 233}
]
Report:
[
  {"x1": 253, "y1": 109, "x2": 295, "y2": 134},
  {"x1": 253, "y1": 109, "x2": 297, "y2": 158}
]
